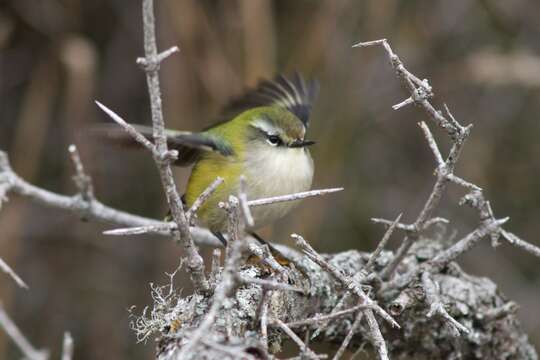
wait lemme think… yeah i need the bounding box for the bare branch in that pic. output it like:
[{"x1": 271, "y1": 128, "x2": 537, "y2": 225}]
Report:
[
  {"x1": 136, "y1": 45, "x2": 179, "y2": 70},
  {"x1": 138, "y1": 0, "x2": 208, "y2": 293},
  {"x1": 237, "y1": 275, "x2": 303, "y2": 293},
  {"x1": 238, "y1": 175, "x2": 254, "y2": 228},
  {"x1": 365, "y1": 213, "x2": 402, "y2": 271},
  {"x1": 185, "y1": 176, "x2": 224, "y2": 223},
  {"x1": 68, "y1": 144, "x2": 94, "y2": 201},
  {"x1": 0, "y1": 304, "x2": 49, "y2": 360},
  {"x1": 421, "y1": 272, "x2": 469, "y2": 336},
  {"x1": 292, "y1": 234, "x2": 399, "y2": 330},
  {"x1": 418, "y1": 122, "x2": 444, "y2": 166},
  {"x1": 292, "y1": 234, "x2": 394, "y2": 360},
  {"x1": 259, "y1": 291, "x2": 271, "y2": 353},
  {"x1": 177, "y1": 230, "x2": 244, "y2": 358},
  {"x1": 0, "y1": 257, "x2": 28, "y2": 290},
  {"x1": 247, "y1": 187, "x2": 343, "y2": 207},
  {"x1": 285, "y1": 304, "x2": 371, "y2": 328},
  {"x1": 332, "y1": 310, "x2": 364, "y2": 360},
  {"x1": 273, "y1": 319, "x2": 322, "y2": 359},
  {"x1": 501, "y1": 230, "x2": 540, "y2": 258},
  {"x1": 94, "y1": 101, "x2": 158, "y2": 156},
  {"x1": 61, "y1": 332, "x2": 74, "y2": 360},
  {"x1": 1, "y1": 149, "x2": 222, "y2": 248}
]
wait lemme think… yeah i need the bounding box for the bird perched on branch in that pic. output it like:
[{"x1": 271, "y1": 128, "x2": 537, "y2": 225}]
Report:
[{"x1": 97, "y1": 73, "x2": 319, "y2": 247}]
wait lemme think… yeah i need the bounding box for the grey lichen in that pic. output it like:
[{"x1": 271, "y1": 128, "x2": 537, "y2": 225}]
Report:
[{"x1": 130, "y1": 240, "x2": 538, "y2": 359}]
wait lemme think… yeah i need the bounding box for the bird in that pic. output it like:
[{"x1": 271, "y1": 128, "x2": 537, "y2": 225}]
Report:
[{"x1": 97, "y1": 73, "x2": 319, "y2": 247}]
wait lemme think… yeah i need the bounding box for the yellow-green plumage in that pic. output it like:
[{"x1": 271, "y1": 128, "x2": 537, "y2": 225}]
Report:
[
  {"x1": 185, "y1": 106, "x2": 311, "y2": 233},
  {"x1": 97, "y1": 73, "x2": 319, "y2": 239}
]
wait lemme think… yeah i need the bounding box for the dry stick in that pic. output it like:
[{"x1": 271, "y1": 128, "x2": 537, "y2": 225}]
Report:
[
  {"x1": 501, "y1": 230, "x2": 540, "y2": 258},
  {"x1": 421, "y1": 272, "x2": 469, "y2": 336},
  {"x1": 0, "y1": 257, "x2": 28, "y2": 290},
  {"x1": 0, "y1": 150, "x2": 222, "y2": 247},
  {"x1": 185, "y1": 176, "x2": 224, "y2": 223},
  {"x1": 238, "y1": 175, "x2": 255, "y2": 227},
  {"x1": 95, "y1": 101, "x2": 158, "y2": 155},
  {"x1": 68, "y1": 144, "x2": 94, "y2": 201},
  {"x1": 365, "y1": 213, "x2": 402, "y2": 271},
  {"x1": 332, "y1": 309, "x2": 364, "y2": 360},
  {"x1": 177, "y1": 242, "x2": 243, "y2": 358},
  {"x1": 309, "y1": 292, "x2": 352, "y2": 340},
  {"x1": 384, "y1": 217, "x2": 509, "y2": 294},
  {"x1": 285, "y1": 304, "x2": 372, "y2": 328},
  {"x1": 104, "y1": 187, "x2": 343, "y2": 236},
  {"x1": 238, "y1": 275, "x2": 303, "y2": 293},
  {"x1": 61, "y1": 332, "x2": 74, "y2": 360},
  {"x1": 354, "y1": 39, "x2": 473, "y2": 282},
  {"x1": 292, "y1": 234, "x2": 399, "y2": 329},
  {"x1": 259, "y1": 290, "x2": 271, "y2": 353},
  {"x1": 210, "y1": 248, "x2": 222, "y2": 284},
  {"x1": 0, "y1": 304, "x2": 49, "y2": 360},
  {"x1": 273, "y1": 319, "x2": 321, "y2": 360},
  {"x1": 370, "y1": 217, "x2": 448, "y2": 233},
  {"x1": 247, "y1": 242, "x2": 287, "y2": 276},
  {"x1": 292, "y1": 234, "x2": 394, "y2": 360},
  {"x1": 177, "y1": 197, "x2": 244, "y2": 358},
  {"x1": 138, "y1": 0, "x2": 209, "y2": 293},
  {"x1": 247, "y1": 187, "x2": 343, "y2": 207}
]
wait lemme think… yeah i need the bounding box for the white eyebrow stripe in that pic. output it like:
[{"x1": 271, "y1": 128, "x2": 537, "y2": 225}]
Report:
[{"x1": 252, "y1": 118, "x2": 279, "y2": 135}]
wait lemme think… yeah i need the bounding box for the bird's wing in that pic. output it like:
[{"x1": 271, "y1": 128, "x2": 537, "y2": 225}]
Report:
[
  {"x1": 89, "y1": 124, "x2": 233, "y2": 167},
  {"x1": 213, "y1": 72, "x2": 319, "y2": 128}
]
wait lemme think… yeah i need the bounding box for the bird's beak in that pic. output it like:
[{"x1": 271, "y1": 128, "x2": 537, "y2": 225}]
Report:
[{"x1": 289, "y1": 139, "x2": 316, "y2": 148}]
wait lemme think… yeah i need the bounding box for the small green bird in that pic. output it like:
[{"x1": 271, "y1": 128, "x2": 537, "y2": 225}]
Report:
[{"x1": 100, "y1": 73, "x2": 319, "y2": 245}]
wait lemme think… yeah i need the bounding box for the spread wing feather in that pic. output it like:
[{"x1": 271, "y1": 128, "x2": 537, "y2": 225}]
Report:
[
  {"x1": 89, "y1": 124, "x2": 232, "y2": 167},
  {"x1": 216, "y1": 72, "x2": 319, "y2": 128}
]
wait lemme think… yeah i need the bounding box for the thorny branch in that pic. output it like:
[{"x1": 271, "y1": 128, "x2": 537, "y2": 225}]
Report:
[
  {"x1": 137, "y1": 0, "x2": 209, "y2": 293},
  {"x1": 0, "y1": 3, "x2": 538, "y2": 357},
  {"x1": 0, "y1": 257, "x2": 28, "y2": 290},
  {"x1": 0, "y1": 304, "x2": 49, "y2": 360}
]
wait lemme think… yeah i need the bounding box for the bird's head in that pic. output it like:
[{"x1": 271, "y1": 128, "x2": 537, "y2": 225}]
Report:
[{"x1": 245, "y1": 107, "x2": 315, "y2": 151}]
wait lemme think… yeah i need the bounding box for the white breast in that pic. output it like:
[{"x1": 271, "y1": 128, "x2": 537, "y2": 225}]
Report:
[{"x1": 245, "y1": 146, "x2": 314, "y2": 229}]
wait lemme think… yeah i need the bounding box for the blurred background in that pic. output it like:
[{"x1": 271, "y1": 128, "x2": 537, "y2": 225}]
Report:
[{"x1": 1, "y1": 0, "x2": 540, "y2": 358}]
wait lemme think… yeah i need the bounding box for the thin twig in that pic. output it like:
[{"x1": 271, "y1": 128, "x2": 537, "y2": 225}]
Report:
[
  {"x1": 140, "y1": 0, "x2": 209, "y2": 292},
  {"x1": 285, "y1": 304, "x2": 371, "y2": 328},
  {"x1": 501, "y1": 230, "x2": 540, "y2": 258},
  {"x1": 238, "y1": 175, "x2": 254, "y2": 227},
  {"x1": 273, "y1": 319, "x2": 321, "y2": 359},
  {"x1": 292, "y1": 234, "x2": 393, "y2": 360},
  {"x1": 94, "y1": 101, "x2": 158, "y2": 156},
  {"x1": 292, "y1": 234, "x2": 399, "y2": 329},
  {"x1": 68, "y1": 144, "x2": 94, "y2": 201},
  {"x1": 259, "y1": 290, "x2": 271, "y2": 353},
  {"x1": 186, "y1": 176, "x2": 224, "y2": 223},
  {"x1": 421, "y1": 272, "x2": 469, "y2": 336},
  {"x1": 0, "y1": 304, "x2": 49, "y2": 360},
  {"x1": 0, "y1": 150, "x2": 222, "y2": 247},
  {"x1": 365, "y1": 213, "x2": 402, "y2": 271},
  {"x1": 177, "y1": 240, "x2": 243, "y2": 357},
  {"x1": 247, "y1": 187, "x2": 343, "y2": 207},
  {"x1": 238, "y1": 275, "x2": 303, "y2": 293},
  {"x1": 332, "y1": 309, "x2": 364, "y2": 360},
  {"x1": 104, "y1": 187, "x2": 343, "y2": 237},
  {"x1": 61, "y1": 332, "x2": 74, "y2": 360},
  {"x1": 0, "y1": 257, "x2": 28, "y2": 290}
]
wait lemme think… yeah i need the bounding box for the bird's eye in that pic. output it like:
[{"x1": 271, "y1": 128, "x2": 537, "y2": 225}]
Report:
[{"x1": 266, "y1": 135, "x2": 282, "y2": 146}]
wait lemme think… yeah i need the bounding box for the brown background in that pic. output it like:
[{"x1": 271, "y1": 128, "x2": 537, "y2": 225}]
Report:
[{"x1": 1, "y1": 0, "x2": 539, "y2": 358}]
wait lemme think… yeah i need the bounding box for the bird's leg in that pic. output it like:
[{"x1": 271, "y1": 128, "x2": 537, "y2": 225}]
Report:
[
  {"x1": 212, "y1": 231, "x2": 228, "y2": 247},
  {"x1": 248, "y1": 231, "x2": 291, "y2": 266}
]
